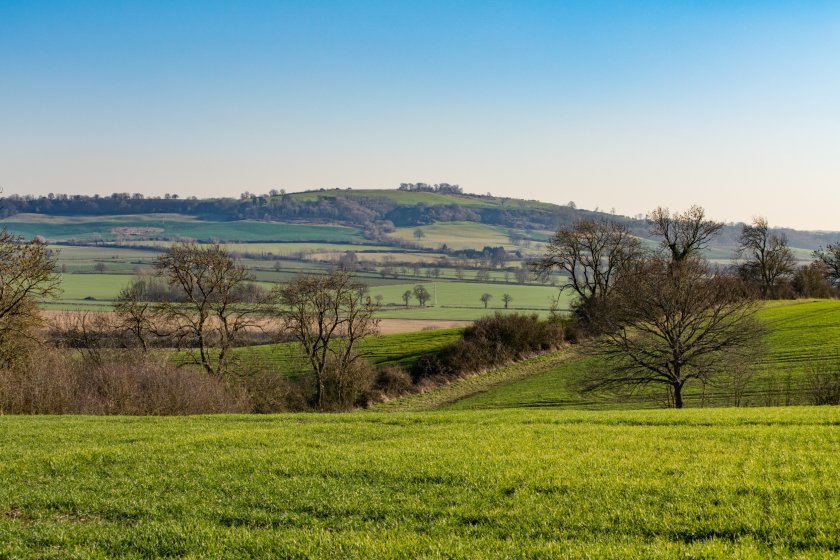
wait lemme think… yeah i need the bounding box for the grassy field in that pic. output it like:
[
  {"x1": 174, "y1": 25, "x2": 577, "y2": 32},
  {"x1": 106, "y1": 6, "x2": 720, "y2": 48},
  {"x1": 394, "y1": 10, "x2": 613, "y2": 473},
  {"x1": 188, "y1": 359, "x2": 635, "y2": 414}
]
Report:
[
  {"x1": 370, "y1": 281, "x2": 569, "y2": 314},
  {"x1": 445, "y1": 300, "x2": 840, "y2": 411},
  {"x1": 2, "y1": 216, "x2": 363, "y2": 243},
  {"x1": 387, "y1": 221, "x2": 515, "y2": 250},
  {"x1": 1, "y1": 407, "x2": 839, "y2": 558},
  {"x1": 238, "y1": 328, "x2": 463, "y2": 374}
]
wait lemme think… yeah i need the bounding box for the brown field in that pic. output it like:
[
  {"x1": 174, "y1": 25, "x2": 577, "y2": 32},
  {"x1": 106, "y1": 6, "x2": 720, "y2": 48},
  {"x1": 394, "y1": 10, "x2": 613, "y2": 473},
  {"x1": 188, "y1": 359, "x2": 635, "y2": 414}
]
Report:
[{"x1": 41, "y1": 310, "x2": 469, "y2": 335}]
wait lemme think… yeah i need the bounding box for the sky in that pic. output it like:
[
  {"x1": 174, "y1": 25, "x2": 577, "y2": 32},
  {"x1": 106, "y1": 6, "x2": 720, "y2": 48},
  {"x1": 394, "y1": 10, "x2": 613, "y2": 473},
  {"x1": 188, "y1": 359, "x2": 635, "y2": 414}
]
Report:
[{"x1": 1, "y1": 1, "x2": 839, "y2": 230}]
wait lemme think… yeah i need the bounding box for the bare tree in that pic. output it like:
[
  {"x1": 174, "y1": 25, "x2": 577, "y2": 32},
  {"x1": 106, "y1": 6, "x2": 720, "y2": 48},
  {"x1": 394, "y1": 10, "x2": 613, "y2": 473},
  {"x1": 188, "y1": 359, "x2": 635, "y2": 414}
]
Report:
[
  {"x1": 0, "y1": 229, "x2": 60, "y2": 366},
  {"x1": 480, "y1": 293, "x2": 492, "y2": 308},
  {"x1": 274, "y1": 271, "x2": 379, "y2": 409},
  {"x1": 649, "y1": 205, "x2": 723, "y2": 264},
  {"x1": 113, "y1": 279, "x2": 159, "y2": 351},
  {"x1": 533, "y1": 219, "x2": 641, "y2": 325},
  {"x1": 814, "y1": 242, "x2": 840, "y2": 288},
  {"x1": 154, "y1": 243, "x2": 265, "y2": 375},
  {"x1": 737, "y1": 217, "x2": 795, "y2": 298},
  {"x1": 588, "y1": 257, "x2": 763, "y2": 408}
]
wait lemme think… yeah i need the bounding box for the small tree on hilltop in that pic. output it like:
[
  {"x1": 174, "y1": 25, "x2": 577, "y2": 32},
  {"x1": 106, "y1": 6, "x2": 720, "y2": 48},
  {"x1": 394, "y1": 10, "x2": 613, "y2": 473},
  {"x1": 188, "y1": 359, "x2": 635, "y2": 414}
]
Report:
[
  {"x1": 480, "y1": 293, "x2": 492, "y2": 308},
  {"x1": 502, "y1": 293, "x2": 512, "y2": 308}
]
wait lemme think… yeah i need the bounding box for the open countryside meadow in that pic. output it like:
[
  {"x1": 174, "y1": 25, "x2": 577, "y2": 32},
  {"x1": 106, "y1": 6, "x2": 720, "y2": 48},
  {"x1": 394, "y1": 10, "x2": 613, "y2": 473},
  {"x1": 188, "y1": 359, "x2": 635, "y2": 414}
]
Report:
[
  {"x1": 2, "y1": 195, "x2": 840, "y2": 558},
  {"x1": 5, "y1": 1, "x2": 840, "y2": 554}
]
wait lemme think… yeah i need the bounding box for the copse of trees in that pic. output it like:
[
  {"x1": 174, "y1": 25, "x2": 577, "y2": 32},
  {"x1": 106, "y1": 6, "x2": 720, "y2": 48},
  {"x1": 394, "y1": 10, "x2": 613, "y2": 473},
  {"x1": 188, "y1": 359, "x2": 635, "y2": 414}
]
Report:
[{"x1": 538, "y1": 206, "x2": 765, "y2": 408}]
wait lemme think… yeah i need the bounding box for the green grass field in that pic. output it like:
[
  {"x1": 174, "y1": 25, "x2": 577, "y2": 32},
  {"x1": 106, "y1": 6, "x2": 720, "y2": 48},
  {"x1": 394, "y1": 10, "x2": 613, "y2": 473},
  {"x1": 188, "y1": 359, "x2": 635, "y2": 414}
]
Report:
[
  {"x1": 2, "y1": 407, "x2": 838, "y2": 558},
  {"x1": 2, "y1": 216, "x2": 363, "y2": 243},
  {"x1": 237, "y1": 328, "x2": 463, "y2": 375},
  {"x1": 444, "y1": 300, "x2": 840, "y2": 411},
  {"x1": 387, "y1": 221, "x2": 514, "y2": 250}
]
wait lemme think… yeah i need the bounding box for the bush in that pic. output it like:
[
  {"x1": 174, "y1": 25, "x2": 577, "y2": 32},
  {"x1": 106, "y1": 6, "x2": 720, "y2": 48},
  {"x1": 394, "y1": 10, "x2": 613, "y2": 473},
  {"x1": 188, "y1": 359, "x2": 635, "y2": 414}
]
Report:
[
  {"x1": 806, "y1": 356, "x2": 840, "y2": 405},
  {"x1": 0, "y1": 350, "x2": 250, "y2": 415},
  {"x1": 373, "y1": 365, "x2": 415, "y2": 400},
  {"x1": 411, "y1": 313, "x2": 564, "y2": 382},
  {"x1": 321, "y1": 358, "x2": 377, "y2": 411}
]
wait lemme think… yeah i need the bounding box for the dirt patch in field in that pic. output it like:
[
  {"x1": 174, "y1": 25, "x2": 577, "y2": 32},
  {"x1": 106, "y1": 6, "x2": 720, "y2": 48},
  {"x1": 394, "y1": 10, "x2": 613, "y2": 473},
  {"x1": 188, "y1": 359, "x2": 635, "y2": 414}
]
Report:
[
  {"x1": 376, "y1": 319, "x2": 470, "y2": 334},
  {"x1": 41, "y1": 310, "x2": 469, "y2": 335}
]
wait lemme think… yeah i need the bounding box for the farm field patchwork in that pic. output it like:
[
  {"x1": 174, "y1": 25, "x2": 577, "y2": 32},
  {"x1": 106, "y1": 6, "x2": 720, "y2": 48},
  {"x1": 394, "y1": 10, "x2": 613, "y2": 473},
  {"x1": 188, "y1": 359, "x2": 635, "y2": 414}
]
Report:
[{"x1": 1, "y1": 407, "x2": 839, "y2": 558}]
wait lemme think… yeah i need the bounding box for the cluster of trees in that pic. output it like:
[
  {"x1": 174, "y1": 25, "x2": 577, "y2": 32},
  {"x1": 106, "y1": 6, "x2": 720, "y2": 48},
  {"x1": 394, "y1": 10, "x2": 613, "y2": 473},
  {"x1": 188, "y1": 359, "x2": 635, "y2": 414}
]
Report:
[
  {"x1": 398, "y1": 183, "x2": 463, "y2": 194},
  {"x1": 0, "y1": 233, "x2": 383, "y2": 412},
  {"x1": 537, "y1": 207, "x2": 840, "y2": 407}
]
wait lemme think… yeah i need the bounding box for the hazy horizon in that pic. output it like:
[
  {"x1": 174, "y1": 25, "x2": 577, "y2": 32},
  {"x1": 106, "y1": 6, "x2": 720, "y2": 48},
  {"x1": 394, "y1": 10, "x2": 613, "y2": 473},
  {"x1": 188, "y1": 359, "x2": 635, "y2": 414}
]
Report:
[{"x1": 2, "y1": 1, "x2": 839, "y2": 230}]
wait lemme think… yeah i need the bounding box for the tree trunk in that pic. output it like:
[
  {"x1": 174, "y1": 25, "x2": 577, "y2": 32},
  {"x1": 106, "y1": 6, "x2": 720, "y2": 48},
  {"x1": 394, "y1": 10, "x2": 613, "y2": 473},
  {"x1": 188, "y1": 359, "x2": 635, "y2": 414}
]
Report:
[{"x1": 673, "y1": 382, "x2": 684, "y2": 409}]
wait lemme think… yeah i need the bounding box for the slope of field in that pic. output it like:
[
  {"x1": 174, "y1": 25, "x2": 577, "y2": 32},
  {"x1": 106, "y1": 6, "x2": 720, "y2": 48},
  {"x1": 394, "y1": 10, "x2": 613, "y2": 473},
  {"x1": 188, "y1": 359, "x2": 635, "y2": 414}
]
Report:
[
  {"x1": 2, "y1": 407, "x2": 838, "y2": 558},
  {"x1": 447, "y1": 300, "x2": 840, "y2": 411},
  {"x1": 237, "y1": 328, "x2": 463, "y2": 374},
  {"x1": 287, "y1": 188, "x2": 560, "y2": 211}
]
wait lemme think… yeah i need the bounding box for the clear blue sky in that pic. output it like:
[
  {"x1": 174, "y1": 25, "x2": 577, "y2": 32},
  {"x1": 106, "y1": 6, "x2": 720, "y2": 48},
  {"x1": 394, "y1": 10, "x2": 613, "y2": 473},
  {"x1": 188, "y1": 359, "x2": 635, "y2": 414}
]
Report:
[{"x1": 2, "y1": 1, "x2": 839, "y2": 229}]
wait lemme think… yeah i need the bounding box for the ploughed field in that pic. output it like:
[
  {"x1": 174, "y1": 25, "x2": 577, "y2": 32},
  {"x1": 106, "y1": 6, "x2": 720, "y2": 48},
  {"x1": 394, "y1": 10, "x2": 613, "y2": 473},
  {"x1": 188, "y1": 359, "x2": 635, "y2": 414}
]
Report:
[{"x1": 1, "y1": 407, "x2": 838, "y2": 558}]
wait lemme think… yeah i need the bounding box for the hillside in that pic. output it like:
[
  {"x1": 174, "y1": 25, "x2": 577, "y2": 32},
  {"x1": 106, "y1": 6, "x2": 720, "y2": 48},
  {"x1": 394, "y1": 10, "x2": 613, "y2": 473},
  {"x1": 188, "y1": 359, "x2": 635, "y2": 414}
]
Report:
[
  {"x1": 378, "y1": 300, "x2": 840, "y2": 412},
  {"x1": 4, "y1": 189, "x2": 838, "y2": 255}
]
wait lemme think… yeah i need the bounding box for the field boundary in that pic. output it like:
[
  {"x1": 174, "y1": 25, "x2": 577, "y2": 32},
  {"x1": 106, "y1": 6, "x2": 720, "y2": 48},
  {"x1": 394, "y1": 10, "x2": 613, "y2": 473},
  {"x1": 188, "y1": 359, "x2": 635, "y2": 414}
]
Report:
[{"x1": 371, "y1": 347, "x2": 575, "y2": 412}]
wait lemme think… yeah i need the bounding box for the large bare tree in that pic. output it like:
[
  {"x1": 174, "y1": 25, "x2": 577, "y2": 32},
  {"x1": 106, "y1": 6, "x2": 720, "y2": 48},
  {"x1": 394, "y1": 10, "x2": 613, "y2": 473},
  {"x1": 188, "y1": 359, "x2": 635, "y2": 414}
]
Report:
[
  {"x1": 737, "y1": 217, "x2": 795, "y2": 298},
  {"x1": 589, "y1": 257, "x2": 763, "y2": 408},
  {"x1": 0, "y1": 229, "x2": 61, "y2": 365},
  {"x1": 154, "y1": 243, "x2": 265, "y2": 375},
  {"x1": 274, "y1": 271, "x2": 379, "y2": 409},
  {"x1": 562, "y1": 206, "x2": 764, "y2": 408},
  {"x1": 533, "y1": 219, "x2": 642, "y2": 326}
]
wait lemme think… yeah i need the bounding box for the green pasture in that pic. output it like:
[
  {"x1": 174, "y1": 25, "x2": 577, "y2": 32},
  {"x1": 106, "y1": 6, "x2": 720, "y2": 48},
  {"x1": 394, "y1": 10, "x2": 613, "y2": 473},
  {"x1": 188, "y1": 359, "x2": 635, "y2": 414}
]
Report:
[
  {"x1": 2, "y1": 407, "x2": 839, "y2": 558},
  {"x1": 2, "y1": 217, "x2": 362, "y2": 243},
  {"x1": 237, "y1": 328, "x2": 463, "y2": 374},
  {"x1": 446, "y1": 300, "x2": 840, "y2": 411},
  {"x1": 387, "y1": 221, "x2": 514, "y2": 250},
  {"x1": 288, "y1": 188, "x2": 499, "y2": 207},
  {"x1": 370, "y1": 281, "x2": 569, "y2": 313},
  {"x1": 55, "y1": 273, "x2": 134, "y2": 303},
  {"x1": 287, "y1": 188, "x2": 563, "y2": 213}
]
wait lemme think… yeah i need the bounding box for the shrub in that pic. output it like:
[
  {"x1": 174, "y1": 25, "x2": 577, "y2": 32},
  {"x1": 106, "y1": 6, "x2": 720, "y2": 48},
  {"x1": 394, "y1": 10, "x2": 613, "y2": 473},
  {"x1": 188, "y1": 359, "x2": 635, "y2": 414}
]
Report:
[
  {"x1": 373, "y1": 364, "x2": 415, "y2": 400},
  {"x1": 321, "y1": 358, "x2": 377, "y2": 411},
  {"x1": 0, "y1": 350, "x2": 250, "y2": 415},
  {"x1": 411, "y1": 313, "x2": 564, "y2": 382}
]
